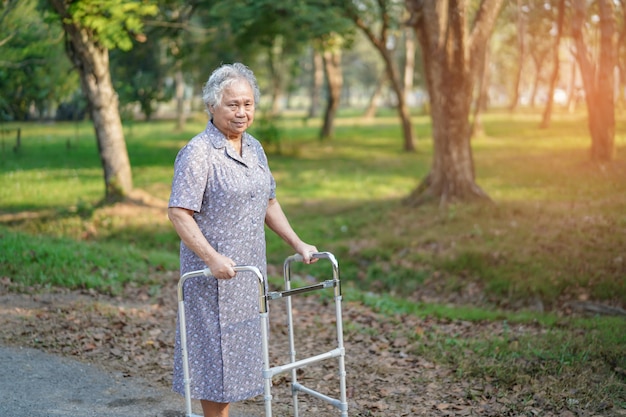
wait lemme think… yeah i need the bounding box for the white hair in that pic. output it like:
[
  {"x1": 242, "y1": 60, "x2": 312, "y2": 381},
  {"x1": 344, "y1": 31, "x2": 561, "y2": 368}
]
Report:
[{"x1": 202, "y1": 63, "x2": 260, "y2": 115}]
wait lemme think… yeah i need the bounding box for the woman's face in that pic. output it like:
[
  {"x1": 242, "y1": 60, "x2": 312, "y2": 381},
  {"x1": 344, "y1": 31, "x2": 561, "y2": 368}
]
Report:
[{"x1": 210, "y1": 80, "x2": 255, "y2": 140}]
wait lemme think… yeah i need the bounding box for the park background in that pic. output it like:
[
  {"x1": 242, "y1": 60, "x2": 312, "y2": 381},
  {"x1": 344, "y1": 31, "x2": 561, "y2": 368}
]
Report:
[{"x1": 1, "y1": 1, "x2": 625, "y2": 416}]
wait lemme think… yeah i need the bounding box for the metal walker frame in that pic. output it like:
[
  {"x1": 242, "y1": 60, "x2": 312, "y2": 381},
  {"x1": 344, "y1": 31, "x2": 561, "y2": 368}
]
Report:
[{"x1": 177, "y1": 251, "x2": 348, "y2": 417}]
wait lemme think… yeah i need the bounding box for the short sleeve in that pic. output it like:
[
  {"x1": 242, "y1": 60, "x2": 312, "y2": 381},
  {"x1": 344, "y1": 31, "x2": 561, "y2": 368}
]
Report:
[{"x1": 168, "y1": 137, "x2": 210, "y2": 212}]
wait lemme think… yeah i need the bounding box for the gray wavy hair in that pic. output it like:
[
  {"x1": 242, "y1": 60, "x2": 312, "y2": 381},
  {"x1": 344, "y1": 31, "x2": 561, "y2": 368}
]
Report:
[{"x1": 202, "y1": 63, "x2": 261, "y2": 115}]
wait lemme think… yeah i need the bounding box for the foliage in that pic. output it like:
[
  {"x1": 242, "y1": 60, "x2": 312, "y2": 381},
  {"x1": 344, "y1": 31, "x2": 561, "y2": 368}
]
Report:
[
  {"x1": 0, "y1": 0, "x2": 78, "y2": 121},
  {"x1": 211, "y1": 0, "x2": 354, "y2": 50},
  {"x1": 110, "y1": 38, "x2": 174, "y2": 120},
  {"x1": 66, "y1": 0, "x2": 158, "y2": 51}
]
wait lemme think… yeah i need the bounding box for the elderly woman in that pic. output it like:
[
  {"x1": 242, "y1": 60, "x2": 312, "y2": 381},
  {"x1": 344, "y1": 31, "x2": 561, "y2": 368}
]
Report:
[{"x1": 168, "y1": 63, "x2": 317, "y2": 417}]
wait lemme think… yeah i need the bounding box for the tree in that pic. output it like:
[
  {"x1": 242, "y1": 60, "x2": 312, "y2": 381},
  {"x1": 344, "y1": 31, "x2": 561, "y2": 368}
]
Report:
[
  {"x1": 524, "y1": 0, "x2": 558, "y2": 108},
  {"x1": 47, "y1": 0, "x2": 157, "y2": 201},
  {"x1": 335, "y1": 0, "x2": 417, "y2": 151},
  {"x1": 319, "y1": 34, "x2": 343, "y2": 139},
  {"x1": 571, "y1": 0, "x2": 617, "y2": 162},
  {"x1": 110, "y1": 37, "x2": 174, "y2": 121},
  {"x1": 617, "y1": 0, "x2": 626, "y2": 109},
  {"x1": 540, "y1": 0, "x2": 565, "y2": 128},
  {"x1": 470, "y1": 42, "x2": 491, "y2": 137},
  {"x1": 211, "y1": 0, "x2": 353, "y2": 138},
  {"x1": 508, "y1": 0, "x2": 527, "y2": 111},
  {"x1": 307, "y1": 48, "x2": 324, "y2": 118},
  {"x1": 405, "y1": 0, "x2": 504, "y2": 205},
  {"x1": 0, "y1": 0, "x2": 78, "y2": 121},
  {"x1": 141, "y1": 0, "x2": 209, "y2": 131}
]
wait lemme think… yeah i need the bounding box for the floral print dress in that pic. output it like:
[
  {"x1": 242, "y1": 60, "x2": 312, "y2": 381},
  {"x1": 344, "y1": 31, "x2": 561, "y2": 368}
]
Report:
[{"x1": 169, "y1": 122, "x2": 275, "y2": 403}]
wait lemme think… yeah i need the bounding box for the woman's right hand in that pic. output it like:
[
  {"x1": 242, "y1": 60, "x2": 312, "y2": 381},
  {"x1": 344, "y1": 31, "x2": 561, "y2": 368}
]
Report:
[{"x1": 206, "y1": 253, "x2": 237, "y2": 280}]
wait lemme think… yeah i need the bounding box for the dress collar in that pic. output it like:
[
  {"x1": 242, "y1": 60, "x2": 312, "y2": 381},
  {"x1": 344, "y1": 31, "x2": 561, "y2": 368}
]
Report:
[{"x1": 205, "y1": 121, "x2": 251, "y2": 166}]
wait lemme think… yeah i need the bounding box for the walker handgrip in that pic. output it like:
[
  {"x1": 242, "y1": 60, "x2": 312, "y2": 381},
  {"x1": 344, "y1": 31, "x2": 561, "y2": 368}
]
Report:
[
  {"x1": 234, "y1": 265, "x2": 264, "y2": 282},
  {"x1": 200, "y1": 266, "x2": 263, "y2": 281},
  {"x1": 290, "y1": 253, "x2": 304, "y2": 263},
  {"x1": 178, "y1": 265, "x2": 264, "y2": 302},
  {"x1": 287, "y1": 252, "x2": 330, "y2": 263}
]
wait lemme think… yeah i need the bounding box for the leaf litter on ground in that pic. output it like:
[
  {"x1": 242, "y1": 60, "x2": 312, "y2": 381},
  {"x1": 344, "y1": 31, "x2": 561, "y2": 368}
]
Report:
[{"x1": 0, "y1": 275, "x2": 623, "y2": 417}]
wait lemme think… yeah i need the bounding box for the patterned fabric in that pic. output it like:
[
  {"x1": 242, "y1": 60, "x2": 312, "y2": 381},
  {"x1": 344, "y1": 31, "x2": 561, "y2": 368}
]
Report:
[{"x1": 169, "y1": 122, "x2": 275, "y2": 403}]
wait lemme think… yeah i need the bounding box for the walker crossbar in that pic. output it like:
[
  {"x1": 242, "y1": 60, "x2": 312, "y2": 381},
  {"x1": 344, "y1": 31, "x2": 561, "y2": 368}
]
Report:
[
  {"x1": 263, "y1": 347, "x2": 345, "y2": 378},
  {"x1": 292, "y1": 382, "x2": 347, "y2": 412},
  {"x1": 266, "y1": 279, "x2": 338, "y2": 300}
]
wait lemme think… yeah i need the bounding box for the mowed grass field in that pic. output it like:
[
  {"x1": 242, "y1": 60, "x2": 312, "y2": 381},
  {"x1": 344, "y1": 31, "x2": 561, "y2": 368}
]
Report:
[
  {"x1": 2, "y1": 109, "x2": 623, "y2": 308},
  {"x1": 1, "y1": 109, "x2": 625, "y2": 413}
]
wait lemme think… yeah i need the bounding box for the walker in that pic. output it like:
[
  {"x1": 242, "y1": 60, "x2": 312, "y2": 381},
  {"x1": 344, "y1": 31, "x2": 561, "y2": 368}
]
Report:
[{"x1": 177, "y1": 251, "x2": 348, "y2": 417}]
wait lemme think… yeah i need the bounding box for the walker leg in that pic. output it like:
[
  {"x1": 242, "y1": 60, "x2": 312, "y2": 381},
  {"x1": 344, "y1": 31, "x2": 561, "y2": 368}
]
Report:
[{"x1": 261, "y1": 311, "x2": 273, "y2": 417}]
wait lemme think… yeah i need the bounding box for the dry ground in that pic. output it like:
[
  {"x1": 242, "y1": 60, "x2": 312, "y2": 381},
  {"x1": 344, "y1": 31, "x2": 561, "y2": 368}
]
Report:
[{"x1": 2, "y1": 276, "x2": 623, "y2": 417}]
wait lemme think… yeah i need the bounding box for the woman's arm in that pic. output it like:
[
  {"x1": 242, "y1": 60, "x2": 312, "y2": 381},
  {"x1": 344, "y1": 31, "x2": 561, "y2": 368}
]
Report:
[
  {"x1": 265, "y1": 198, "x2": 318, "y2": 263},
  {"x1": 167, "y1": 207, "x2": 236, "y2": 279}
]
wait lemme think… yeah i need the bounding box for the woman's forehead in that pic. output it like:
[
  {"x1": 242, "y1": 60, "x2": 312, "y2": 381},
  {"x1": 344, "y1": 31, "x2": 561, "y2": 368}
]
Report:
[{"x1": 222, "y1": 80, "x2": 254, "y2": 100}]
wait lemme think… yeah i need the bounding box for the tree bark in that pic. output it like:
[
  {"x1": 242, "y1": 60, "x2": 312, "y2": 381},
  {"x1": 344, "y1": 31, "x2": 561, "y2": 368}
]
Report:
[
  {"x1": 618, "y1": 0, "x2": 626, "y2": 110},
  {"x1": 320, "y1": 49, "x2": 342, "y2": 139},
  {"x1": 509, "y1": 0, "x2": 526, "y2": 112},
  {"x1": 403, "y1": 27, "x2": 416, "y2": 101},
  {"x1": 49, "y1": 0, "x2": 133, "y2": 201},
  {"x1": 308, "y1": 49, "x2": 324, "y2": 118},
  {"x1": 571, "y1": 0, "x2": 616, "y2": 162},
  {"x1": 566, "y1": 54, "x2": 579, "y2": 112},
  {"x1": 364, "y1": 72, "x2": 386, "y2": 119},
  {"x1": 471, "y1": 44, "x2": 491, "y2": 138},
  {"x1": 268, "y1": 38, "x2": 286, "y2": 116},
  {"x1": 406, "y1": 0, "x2": 502, "y2": 206},
  {"x1": 541, "y1": 0, "x2": 565, "y2": 128},
  {"x1": 529, "y1": 53, "x2": 540, "y2": 108},
  {"x1": 175, "y1": 66, "x2": 186, "y2": 131}
]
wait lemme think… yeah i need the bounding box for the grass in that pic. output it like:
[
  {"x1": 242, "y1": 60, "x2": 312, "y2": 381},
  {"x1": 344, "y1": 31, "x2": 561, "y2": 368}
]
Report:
[
  {"x1": 1, "y1": 110, "x2": 625, "y2": 303},
  {"x1": 1, "y1": 108, "x2": 625, "y2": 412}
]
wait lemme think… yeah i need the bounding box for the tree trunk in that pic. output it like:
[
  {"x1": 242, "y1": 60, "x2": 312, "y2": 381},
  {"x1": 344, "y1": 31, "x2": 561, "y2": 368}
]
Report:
[
  {"x1": 403, "y1": 27, "x2": 415, "y2": 99},
  {"x1": 384, "y1": 48, "x2": 416, "y2": 152},
  {"x1": 471, "y1": 44, "x2": 491, "y2": 138},
  {"x1": 566, "y1": 54, "x2": 579, "y2": 112},
  {"x1": 308, "y1": 49, "x2": 324, "y2": 118},
  {"x1": 320, "y1": 49, "x2": 342, "y2": 139},
  {"x1": 268, "y1": 39, "x2": 285, "y2": 116},
  {"x1": 364, "y1": 72, "x2": 386, "y2": 119},
  {"x1": 406, "y1": 0, "x2": 502, "y2": 205},
  {"x1": 349, "y1": 4, "x2": 416, "y2": 151},
  {"x1": 509, "y1": 0, "x2": 526, "y2": 112},
  {"x1": 616, "y1": 0, "x2": 626, "y2": 111},
  {"x1": 529, "y1": 54, "x2": 540, "y2": 108},
  {"x1": 571, "y1": 0, "x2": 616, "y2": 162},
  {"x1": 175, "y1": 66, "x2": 186, "y2": 131},
  {"x1": 541, "y1": 0, "x2": 565, "y2": 128},
  {"x1": 49, "y1": 0, "x2": 133, "y2": 201}
]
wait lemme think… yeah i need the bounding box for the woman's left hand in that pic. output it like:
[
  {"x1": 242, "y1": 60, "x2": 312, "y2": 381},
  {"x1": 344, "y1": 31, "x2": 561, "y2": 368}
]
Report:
[{"x1": 296, "y1": 243, "x2": 319, "y2": 264}]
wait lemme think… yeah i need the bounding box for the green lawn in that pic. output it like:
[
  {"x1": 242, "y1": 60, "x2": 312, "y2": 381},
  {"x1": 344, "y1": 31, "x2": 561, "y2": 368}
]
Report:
[{"x1": 1, "y1": 110, "x2": 625, "y2": 304}]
